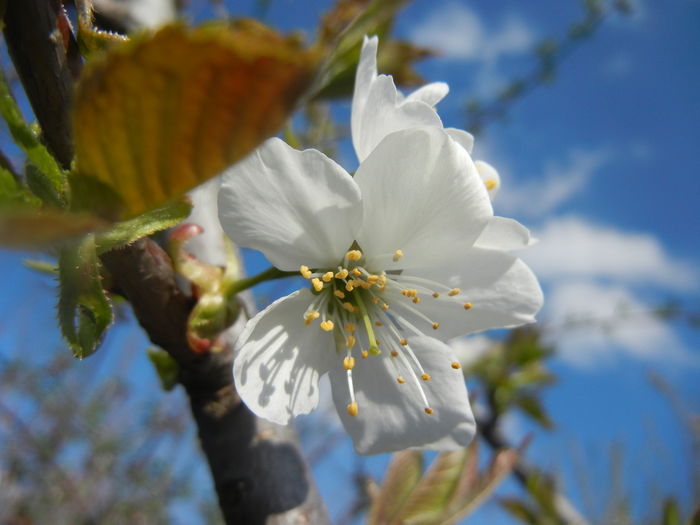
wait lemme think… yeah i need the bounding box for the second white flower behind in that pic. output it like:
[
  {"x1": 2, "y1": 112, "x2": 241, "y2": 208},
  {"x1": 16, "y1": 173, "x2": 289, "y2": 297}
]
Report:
[{"x1": 218, "y1": 125, "x2": 542, "y2": 454}]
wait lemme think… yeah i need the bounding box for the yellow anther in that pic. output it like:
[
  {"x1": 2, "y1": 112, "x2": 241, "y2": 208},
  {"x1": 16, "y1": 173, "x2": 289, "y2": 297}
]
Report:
[
  {"x1": 362, "y1": 350, "x2": 369, "y2": 359},
  {"x1": 312, "y1": 278, "x2": 324, "y2": 292},
  {"x1": 367, "y1": 275, "x2": 379, "y2": 284},
  {"x1": 342, "y1": 302, "x2": 355, "y2": 313},
  {"x1": 380, "y1": 275, "x2": 387, "y2": 286},
  {"x1": 401, "y1": 289, "x2": 408, "y2": 297},
  {"x1": 322, "y1": 271, "x2": 334, "y2": 282},
  {"x1": 345, "y1": 323, "x2": 356, "y2": 333},
  {"x1": 421, "y1": 373, "x2": 431, "y2": 381},
  {"x1": 347, "y1": 402, "x2": 359, "y2": 417},
  {"x1": 412, "y1": 297, "x2": 421, "y2": 304},
  {"x1": 334, "y1": 290, "x2": 346, "y2": 299},
  {"x1": 343, "y1": 356, "x2": 355, "y2": 370},
  {"x1": 407, "y1": 289, "x2": 417, "y2": 298},
  {"x1": 374, "y1": 321, "x2": 383, "y2": 327},
  {"x1": 393, "y1": 249, "x2": 404, "y2": 262},
  {"x1": 345, "y1": 281, "x2": 355, "y2": 292},
  {"x1": 424, "y1": 408, "x2": 434, "y2": 415},
  {"x1": 304, "y1": 311, "x2": 320, "y2": 326},
  {"x1": 382, "y1": 303, "x2": 390, "y2": 311},
  {"x1": 352, "y1": 268, "x2": 362, "y2": 277},
  {"x1": 371, "y1": 297, "x2": 381, "y2": 304},
  {"x1": 432, "y1": 322, "x2": 440, "y2": 330},
  {"x1": 390, "y1": 350, "x2": 398, "y2": 357},
  {"x1": 360, "y1": 281, "x2": 372, "y2": 290},
  {"x1": 485, "y1": 178, "x2": 498, "y2": 191},
  {"x1": 451, "y1": 361, "x2": 461, "y2": 369},
  {"x1": 346, "y1": 250, "x2": 362, "y2": 261},
  {"x1": 335, "y1": 269, "x2": 349, "y2": 279},
  {"x1": 399, "y1": 339, "x2": 408, "y2": 346},
  {"x1": 396, "y1": 377, "x2": 406, "y2": 384},
  {"x1": 347, "y1": 335, "x2": 356, "y2": 349},
  {"x1": 320, "y1": 320, "x2": 334, "y2": 331},
  {"x1": 448, "y1": 288, "x2": 461, "y2": 297},
  {"x1": 432, "y1": 292, "x2": 440, "y2": 298},
  {"x1": 299, "y1": 265, "x2": 312, "y2": 279},
  {"x1": 463, "y1": 302, "x2": 473, "y2": 310}
]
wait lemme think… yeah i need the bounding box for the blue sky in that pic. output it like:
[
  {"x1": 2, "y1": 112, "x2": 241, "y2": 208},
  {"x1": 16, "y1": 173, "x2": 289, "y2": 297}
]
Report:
[{"x1": 1, "y1": 0, "x2": 699, "y2": 523}]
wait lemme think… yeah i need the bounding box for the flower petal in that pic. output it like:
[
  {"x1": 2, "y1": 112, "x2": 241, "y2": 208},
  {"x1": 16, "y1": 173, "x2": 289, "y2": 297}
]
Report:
[
  {"x1": 476, "y1": 216, "x2": 533, "y2": 251},
  {"x1": 351, "y1": 37, "x2": 443, "y2": 162},
  {"x1": 329, "y1": 336, "x2": 475, "y2": 454},
  {"x1": 218, "y1": 138, "x2": 361, "y2": 271},
  {"x1": 406, "y1": 82, "x2": 449, "y2": 106},
  {"x1": 475, "y1": 160, "x2": 500, "y2": 199},
  {"x1": 399, "y1": 247, "x2": 543, "y2": 340},
  {"x1": 445, "y1": 127, "x2": 475, "y2": 154},
  {"x1": 354, "y1": 127, "x2": 493, "y2": 270},
  {"x1": 233, "y1": 290, "x2": 336, "y2": 425}
]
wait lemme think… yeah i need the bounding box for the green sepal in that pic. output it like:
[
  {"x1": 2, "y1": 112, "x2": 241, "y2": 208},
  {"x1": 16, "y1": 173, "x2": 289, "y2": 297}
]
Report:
[
  {"x1": 147, "y1": 347, "x2": 179, "y2": 391},
  {"x1": 58, "y1": 234, "x2": 113, "y2": 358},
  {"x1": 94, "y1": 199, "x2": 192, "y2": 255},
  {"x1": 0, "y1": 70, "x2": 67, "y2": 205}
]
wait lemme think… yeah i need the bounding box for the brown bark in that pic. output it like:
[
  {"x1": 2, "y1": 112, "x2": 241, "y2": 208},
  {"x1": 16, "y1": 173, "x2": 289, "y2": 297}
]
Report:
[{"x1": 3, "y1": 2, "x2": 328, "y2": 523}]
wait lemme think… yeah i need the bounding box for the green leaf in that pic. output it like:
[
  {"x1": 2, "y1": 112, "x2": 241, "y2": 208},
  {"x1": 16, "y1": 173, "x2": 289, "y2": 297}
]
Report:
[
  {"x1": 147, "y1": 347, "x2": 179, "y2": 391},
  {"x1": 94, "y1": 199, "x2": 192, "y2": 255},
  {"x1": 397, "y1": 450, "x2": 468, "y2": 524},
  {"x1": 0, "y1": 164, "x2": 40, "y2": 207},
  {"x1": 663, "y1": 499, "x2": 681, "y2": 525},
  {"x1": 0, "y1": 70, "x2": 66, "y2": 205},
  {"x1": 58, "y1": 235, "x2": 113, "y2": 358},
  {"x1": 515, "y1": 394, "x2": 553, "y2": 429},
  {"x1": 368, "y1": 450, "x2": 423, "y2": 524}
]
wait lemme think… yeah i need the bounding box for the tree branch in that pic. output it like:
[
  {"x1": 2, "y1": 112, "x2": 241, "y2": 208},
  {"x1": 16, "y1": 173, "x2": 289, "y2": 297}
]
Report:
[{"x1": 3, "y1": 2, "x2": 329, "y2": 523}]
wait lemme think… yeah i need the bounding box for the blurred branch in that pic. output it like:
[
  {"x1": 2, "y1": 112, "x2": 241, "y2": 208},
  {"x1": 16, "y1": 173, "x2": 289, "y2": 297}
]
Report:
[
  {"x1": 2, "y1": 2, "x2": 329, "y2": 523},
  {"x1": 466, "y1": 0, "x2": 633, "y2": 134}
]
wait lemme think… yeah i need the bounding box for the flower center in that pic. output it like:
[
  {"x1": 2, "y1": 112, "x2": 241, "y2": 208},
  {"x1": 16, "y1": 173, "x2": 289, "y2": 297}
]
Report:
[{"x1": 299, "y1": 248, "x2": 471, "y2": 418}]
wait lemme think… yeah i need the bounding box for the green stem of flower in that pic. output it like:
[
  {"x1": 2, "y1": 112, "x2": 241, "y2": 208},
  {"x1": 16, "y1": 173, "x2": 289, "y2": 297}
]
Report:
[{"x1": 225, "y1": 266, "x2": 296, "y2": 298}]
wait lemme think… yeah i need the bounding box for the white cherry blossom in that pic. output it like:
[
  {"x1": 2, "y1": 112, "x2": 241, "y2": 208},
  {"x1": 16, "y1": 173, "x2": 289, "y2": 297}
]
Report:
[
  {"x1": 218, "y1": 126, "x2": 542, "y2": 454},
  {"x1": 352, "y1": 35, "x2": 501, "y2": 199}
]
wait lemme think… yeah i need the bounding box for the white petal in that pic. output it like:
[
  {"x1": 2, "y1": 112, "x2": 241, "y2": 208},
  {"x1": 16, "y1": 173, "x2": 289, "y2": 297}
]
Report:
[
  {"x1": 233, "y1": 290, "x2": 335, "y2": 425},
  {"x1": 475, "y1": 160, "x2": 500, "y2": 199},
  {"x1": 476, "y1": 216, "x2": 533, "y2": 251},
  {"x1": 406, "y1": 82, "x2": 449, "y2": 106},
  {"x1": 218, "y1": 138, "x2": 361, "y2": 271},
  {"x1": 445, "y1": 127, "x2": 475, "y2": 154},
  {"x1": 354, "y1": 127, "x2": 493, "y2": 270},
  {"x1": 329, "y1": 337, "x2": 475, "y2": 454},
  {"x1": 352, "y1": 76, "x2": 443, "y2": 162},
  {"x1": 400, "y1": 247, "x2": 544, "y2": 340}
]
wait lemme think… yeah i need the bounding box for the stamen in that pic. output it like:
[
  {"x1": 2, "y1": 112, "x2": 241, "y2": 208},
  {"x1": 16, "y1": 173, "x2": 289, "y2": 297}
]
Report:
[
  {"x1": 421, "y1": 373, "x2": 431, "y2": 381},
  {"x1": 345, "y1": 281, "x2": 355, "y2": 292},
  {"x1": 320, "y1": 320, "x2": 334, "y2": 331},
  {"x1": 311, "y1": 278, "x2": 324, "y2": 292},
  {"x1": 342, "y1": 302, "x2": 356, "y2": 313},
  {"x1": 346, "y1": 250, "x2": 362, "y2": 261},
  {"x1": 343, "y1": 356, "x2": 355, "y2": 370},
  {"x1": 352, "y1": 268, "x2": 362, "y2": 277},
  {"x1": 432, "y1": 292, "x2": 440, "y2": 298},
  {"x1": 382, "y1": 303, "x2": 390, "y2": 311},
  {"x1": 448, "y1": 288, "x2": 460, "y2": 296},
  {"x1": 390, "y1": 350, "x2": 399, "y2": 357},
  {"x1": 299, "y1": 265, "x2": 312, "y2": 279},
  {"x1": 485, "y1": 179, "x2": 497, "y2": 190},
  {"x1": 345, "y1": 323, "x2": 356, "y2": 333},
  {"x1": 396, "y1": 377, "x2": 406, "y2": 384},
  {"x1": 399, "y1": 339, "x2": 408, "y2": 346},
  {"x1": 412, "y1": 297, "x2": 421, "y2": 304},
  {"x1": 346, "y1": 335, "x2": 356, "y2": 348},
  {"x1": 432, "y1": 322, "x2": 440, "y2": 330},
  {"x1": 367, "y1": 275, "x2": 379, "y2": 284},
  {"x1": 334, "y1": 290, "x2": 345, "y2": 299},
  {"x1": 347, "y1": 402, "x2": 359, "y2": 417},
  {"x1": 362, "y1": 350, "x2": 369, "y2": 359},
  {"x1": 322, "y1": 271, "x2": 334, "y2": 282},
  {"x1": 463, "y1": 302, "x2": 473, "y2": 310},
  {"x1": 375, "y1": 321, "x2": 383, "y2": 326},
  {"x1": 424, "y1": 408, "x2": 434, "y2": 415},
  {"x1": 451, "y1": 362, "x2": 461, "y2": 369},
  {"x1": 335, "y1": 269, "x2": 349, "y2": 279},
  {"x1": 304, "y1": 311, "x2": 320, "y2": 326},
  {"x1": 371, "y1": 296, "x2": 380, "y2": 304},
  {"x1": 393, "y1": 249, "x2": 404, "y2": 262}
]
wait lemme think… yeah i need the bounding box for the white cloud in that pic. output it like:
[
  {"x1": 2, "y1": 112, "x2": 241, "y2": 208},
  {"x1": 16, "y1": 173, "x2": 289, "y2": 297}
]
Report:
[
  {"x1": 543, "y1": 281, "x2": 695, "y2": 368},
  {"x1": 523, "y1": 216, "x2": 697, "y2": 290},
  {"x1": 409, "y1": 3, "x2": 535, "y2": 62},
  {"x1": 497, "y1": 149, "x2": 610, "y2": 218}
]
